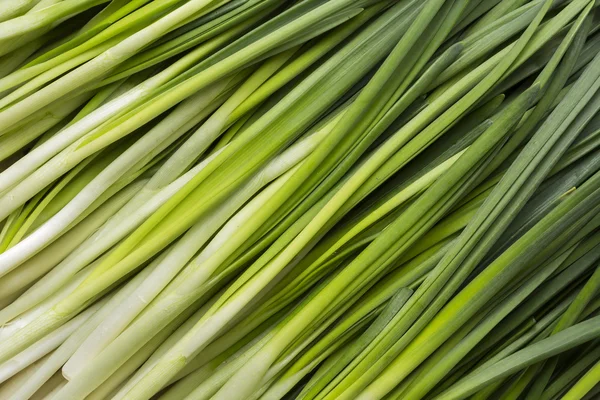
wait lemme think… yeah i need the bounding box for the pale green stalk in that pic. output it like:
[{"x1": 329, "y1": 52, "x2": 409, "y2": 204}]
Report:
[
  {"x1": 61, "y1": 293, "x2": 231, "y2": 398},
  {"x1": 0, "y1": 0, "x2": 42, "y2": 22},
  {"x1": 105, "y1": 292, "x2": 226, "y2": 400},
  {"x1": 0, "y1": 94, "x2": 90, "y2": 162},
  {"x1": 62, "y1": 111, "x2": 335, "y2": 377},
  {"x1": 168, "y1": 325, "x2": 281, "y2": 400},
  {"x1": 0, "y1": 0, "x2": 354, "y2": 134},
  {"x1": 38, "y1": 379, "x2": 67, "y2": 399},
  {"x1": 137, "y1": 48, "x2": 296, "y2": 203},
  {"x1": 0, "y1": 4, "x2": 261, "y2": 195},
  {"x1": 0, "y1": 37, "x2": 123, "y2": 111},
  {"x1": 202, "y1": 292, "x2": 371, "y2": 400},
  {"x1": 0, "y1": 263, "x2": 95, "y2": 341},
  {"x1": 51, "y1": 162, "x2": 306, "y2": 398},
  {"x1": 0, "y1": 0, "x2": 109, "y2": 42},
  {"x1": 6, "y1": 148, "x2": 123, "y2": 247},
  {"x1": 17, "y1": 4, "x2": 421, "y2": 388},
  {"x1": 0, "y1": 0, "x2": 276, "y2": 110},
  {"x1": 0, "y1": 75, "x2": 235, "y2": 272},
  {"x1": 152, "y1": 306, "x2": 290, "y2": 400},
  {"x1": 0, "y1": 150, "x2": 223, "y2": 324},
  {"x1": 262, "y1": 289, "x2": 413, "y2": 400},
  {"x1": 0, "y1": 11, "x2": 59, "y2": 59},
  {"x1": 0, "y1": 298, "x2": 101, "y2": 384},
  {"x1": 0, "y1": 355, "x2": 56, "y2": 400},
  {"x1": 0, "y1": 0, "x2": 225, "y2": 130},
  {"x1": 6, "y1": 255, "x2": 160, "y2": 400},
  {"x1": 250, "y1": 283, "x2": 393, "y2": 396},
  {"x1": 97, "y1": 0, "x2": 284, "y2": 86},
  {"x1": 1, "y1": 0, "x2": 177, "y2": 87},
  {"x1": 27, "y1": 0, "x2": 159, "y2": 67},
  {"x1": 0, "y1": 0, "x2": 64, "y2": 78},
  {"x1": 0, "y1": 0, "x2": 361, "y2": 217},
  {"x1": 82, "y1": 292, "x2": 227, "y2": 400}
]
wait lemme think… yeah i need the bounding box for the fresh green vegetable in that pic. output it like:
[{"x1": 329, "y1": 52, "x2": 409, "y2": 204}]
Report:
[{"x1": 2, "y1": 1, "x2": 600, "y2": 399}]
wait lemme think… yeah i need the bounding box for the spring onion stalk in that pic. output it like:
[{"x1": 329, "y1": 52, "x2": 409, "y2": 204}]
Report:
[
  {"x1": 290, "y1": 92, "x2": 536, "y2": 398},
  {"x1": 18, "y1": 5, "x2": 428, "y2": 394},
  {"x1": 0, "y1": 0, "x2": 42, "y2": 23},
  {"x1": 540, "y1": 343, "x2": 600, "y2": 399},
  {"x1": 129, "y1": 302, "x2": 289, "y2": 400},
  {"x1": 0, "y1": 0, "x2": 111, "y2": 44},
  {"x1": 0, "y1": 0, "x2": 349, "y2": 199},
  {"x1": 0, "y1": 263, "x2": 96, "y2": 341},
  {"x1": 84, "y1": 288, "x2": 226, "y2": 400},
  {"x1": 453, "y1": 230, "x2": 600, "y2": 374},
  {"x1": 201, "y1": 47, "x2": 455, "y2": 308},
  {"x1": 511, "y1": 237, "x2": 600, "y2": 398},
  {"x1": 0, "y1": 93, "x2": 92, "y2": 162},
  {"x1": 0, "y1": 298, "x2": 102, "y2": 385},
  {"x1": 0, "y1": 0, "x2": 227, "y2": 128},
  {"x1": 62, "y1": 108, "x2": 339, "y2": 378},
  {"x1": 394, "y1": 239, "x2": 579, "y2": 399},
  {"x1": 212, "y1": 150, "x2": 490, "y2": 360},
  {"x1": 358, "y1": 144, "x2": 600, "y2": 398},
  {"x1": 0, "y1": 357, "x2": 60, "y2": 400},
  {"x1": 3, "y1": 1, "x2": 600, "y2": 399},
  {"x1": 53, "y1": 142, "x2": 323, "y2": 396},
  {"x1": 5, "y1": 257, "x2": 163, "y2": 400},
  {"x1": 435, "y1": 315, "x2": 600, "y2": 400},
  {"x1": 0, "y1": 147, "x2": 225, "y2": 325},
  {"x1": 0, "y1": 0, "x2": 69, "y2": 59},
  {"x1": 104, "y1": 290, "x2": 231, "y2": 399},
  {"x1": 561, "y1": 360, "x2": 600, "y2": 399},
  {"x1": 0, "y1": 74, "x2": 239, "y2": 272},
  {"x1": 207, "y1": 3, "x2": 551, "y2": 398},
  {"x1": 258, "y1": 290, "x2": 413, "y2": 400},
  {"x1": 320, "y1": 9, "x2": 597, "y2": 399},
  {"x1": 0, "y1": 1, "x2": 278, "y2": 114},
  {"x1": 103, "y1": 5, "x2": 480, "y2": 396}
]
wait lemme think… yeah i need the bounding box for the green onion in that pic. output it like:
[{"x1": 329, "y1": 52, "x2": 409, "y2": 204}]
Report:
[{"x1": 2, "y1": 1, "x2": 600, "y2": 399}]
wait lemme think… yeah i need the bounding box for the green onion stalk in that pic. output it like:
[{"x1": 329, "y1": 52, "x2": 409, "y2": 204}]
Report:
[
  {"x1": 102, "y1": 1, "x2": 552, "y2": 396},
  {"x1": 2, "y1": 1, "x2": 600, "y2": 399}
]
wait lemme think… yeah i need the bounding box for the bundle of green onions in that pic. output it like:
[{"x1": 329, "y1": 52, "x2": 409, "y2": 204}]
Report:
[{"x1": 4, "y1": 0, "x2": 600, "y2": 399}]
